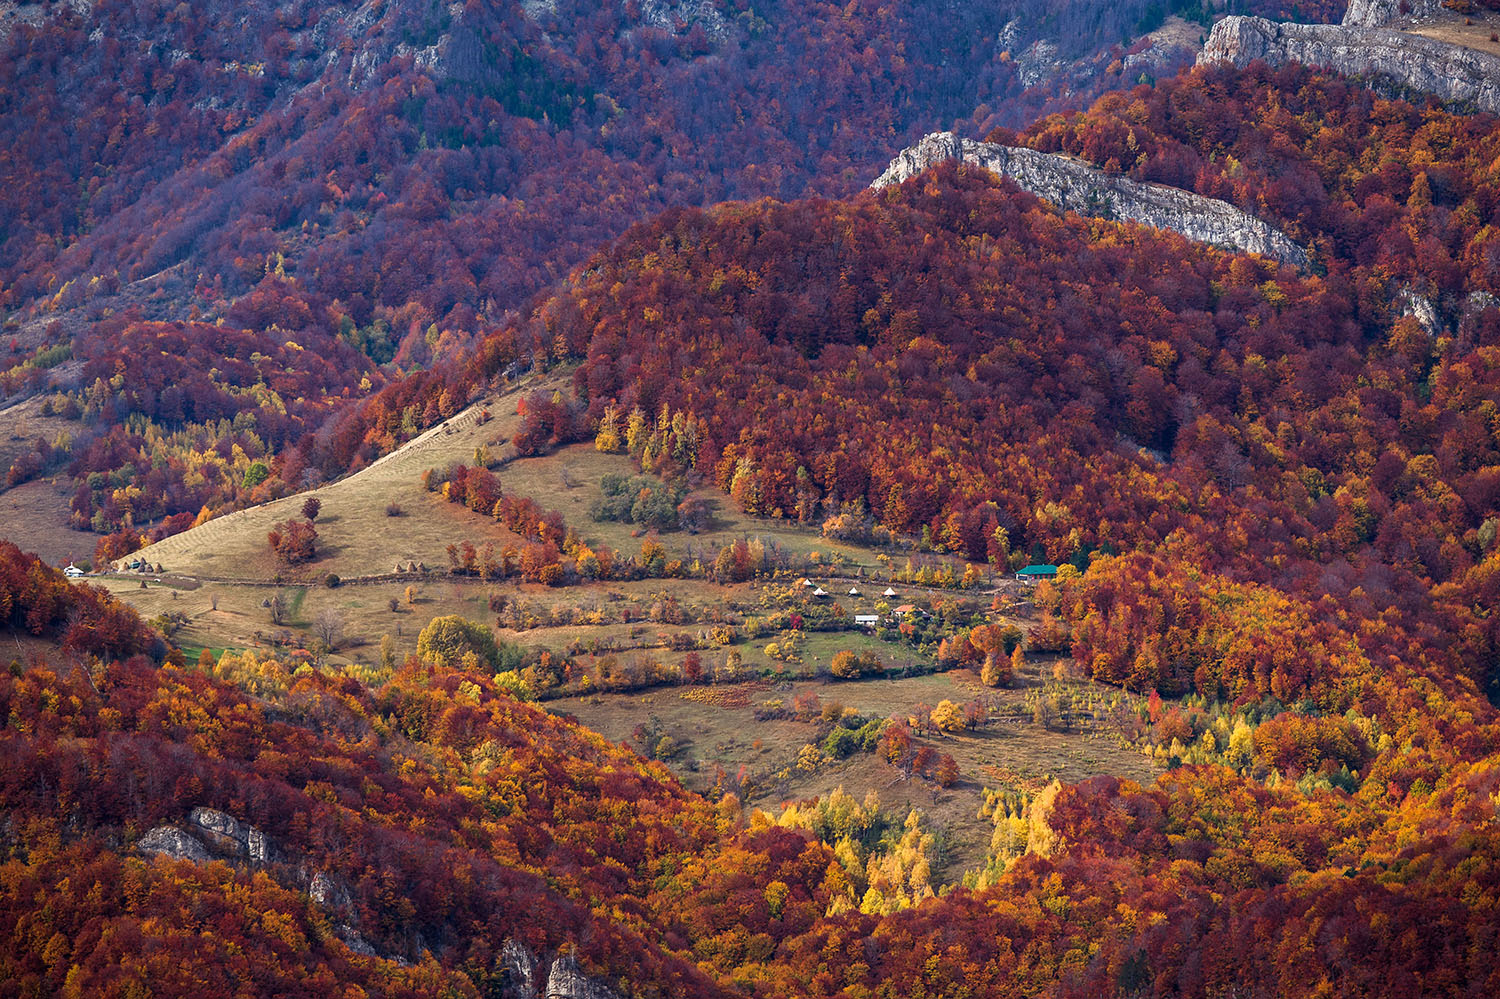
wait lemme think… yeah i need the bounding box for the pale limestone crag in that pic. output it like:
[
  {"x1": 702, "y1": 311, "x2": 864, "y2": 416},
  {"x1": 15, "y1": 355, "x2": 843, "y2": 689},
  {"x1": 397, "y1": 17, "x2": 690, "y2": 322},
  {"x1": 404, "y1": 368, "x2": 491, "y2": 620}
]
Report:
[
  {"x1": 1342, "y1": 0, "x2": 1442, "y2": 28},
  {"x1": 138, "y1": 825, "x2": 214, "y2": 862},
  {"x1": 137, "y1": 810, "x2": 619, "y2": 994},
  {"x1": 871, "y1": 131, "x2": 1310, "y2": 267},
  {"x1": 189, "y1": 806, "x2": 276, "y2": 863},
  {"x1": 545, "y1": 952, "x2": 621, "y2": 999},
  {"x1": 1197, "y1": 15, "x2": 1500, "y2": 115},
  {"x1": 502, "y1": 939, "x2": 541, "y2": 997}
]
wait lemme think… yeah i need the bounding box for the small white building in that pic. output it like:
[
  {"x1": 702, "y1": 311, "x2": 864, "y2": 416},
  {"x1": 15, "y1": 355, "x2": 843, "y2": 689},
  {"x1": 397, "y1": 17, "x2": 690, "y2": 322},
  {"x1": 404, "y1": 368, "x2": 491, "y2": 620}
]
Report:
[
  {"x1": 63, "y1": 563, "x2": 84, "y2": 578},
  {"x1": 848, "y1": 587, "x2": 860, "y2": 596},
  {"x1": 853, "y1": 614, "x2": 879, "y2": 628},
  {"x1": 883, "y1": 587, "x2": 898, "y2": 597},
  {"x1": 812, "y1": 587, "x2": 829, "y2": 598}
]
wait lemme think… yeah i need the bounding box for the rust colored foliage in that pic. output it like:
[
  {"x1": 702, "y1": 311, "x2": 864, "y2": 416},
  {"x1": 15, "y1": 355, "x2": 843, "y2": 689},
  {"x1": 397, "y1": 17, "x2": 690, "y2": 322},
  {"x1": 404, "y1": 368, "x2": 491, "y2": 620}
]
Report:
[
  {"x1": 0, "y1": 541, "x2": 161, "y2": 660},
  {"x1": 266, "y1": 518, "x2": 317, "y2": 565}
]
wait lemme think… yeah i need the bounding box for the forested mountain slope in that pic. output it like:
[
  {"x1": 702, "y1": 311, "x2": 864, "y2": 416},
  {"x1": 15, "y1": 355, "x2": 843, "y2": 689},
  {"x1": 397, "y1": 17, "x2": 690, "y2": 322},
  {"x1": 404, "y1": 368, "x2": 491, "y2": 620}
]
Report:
[
  {"x1": 2, "y1": 0, "x2": 1301, "y2": 353},
  {"x1": 0, "y1": 0, "x2": 1346, "y2": 553},
  {"x1": 9, "y1": 6, "x2": 1500, "y2": 997}
]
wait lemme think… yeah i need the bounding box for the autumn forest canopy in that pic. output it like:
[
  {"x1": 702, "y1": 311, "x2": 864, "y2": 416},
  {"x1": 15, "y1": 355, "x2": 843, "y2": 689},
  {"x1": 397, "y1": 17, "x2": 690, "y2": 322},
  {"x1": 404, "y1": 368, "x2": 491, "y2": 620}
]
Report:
[{"x1": 9, "y1": 0, "x2": 1500, "y2": 995}]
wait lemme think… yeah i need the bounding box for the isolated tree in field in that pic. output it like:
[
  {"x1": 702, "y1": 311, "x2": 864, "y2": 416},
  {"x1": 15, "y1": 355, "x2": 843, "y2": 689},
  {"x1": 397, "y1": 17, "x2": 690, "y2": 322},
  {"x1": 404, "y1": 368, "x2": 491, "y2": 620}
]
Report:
[
  {"x1": 930, "y1": 699, "x2": 965, "y2": 732},
  {"x1": 417, "y1": 614, "x2": 499, "y2": 669},
  {"x1": 312, "y1": 608, "x2": 345, "y2": 652},
  {"x1": 380, "y1": 633, "x2": 396, "y2": 671},
  {"x1": 880, "y1": 724, "x2": 913, "y2": 775},
  {"x1": 301, "y1": 496, "x2": 322, "y2": 522},
  {"x1": 830, "y1": 649, "x2": 859, "y2": 678},
  {"x1": 933, "y1": 753, "x2": 959, "y2": 787},
  {"x1": 267, "y1": 519, "x2": 317, "y2": 564}
]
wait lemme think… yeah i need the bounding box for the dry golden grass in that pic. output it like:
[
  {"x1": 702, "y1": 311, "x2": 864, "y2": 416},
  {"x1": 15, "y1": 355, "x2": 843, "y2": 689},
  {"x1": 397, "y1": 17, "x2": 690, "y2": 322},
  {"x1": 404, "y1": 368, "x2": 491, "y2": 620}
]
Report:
[
  {"x1": 1407, "y1": 10, "x2": 1500, "y2": 53},
  {"x1": 121, "y1": 373, "x2": 571, "y2": 582},
  {"x1": 84, "y1": 369, "x2": 1140, "y2": 878}
]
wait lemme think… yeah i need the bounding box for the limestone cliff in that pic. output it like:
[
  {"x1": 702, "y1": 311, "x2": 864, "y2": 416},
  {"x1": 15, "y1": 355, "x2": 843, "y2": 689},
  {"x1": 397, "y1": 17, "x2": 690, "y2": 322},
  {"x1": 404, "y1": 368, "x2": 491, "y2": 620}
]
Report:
[
  {"x1": 871, "y1": 132, "x2": 1310, "y2": 267},
  {"x1": 1198, "y1": 16, "x2": 1500, "y2": 115},
  {"x1": 1342, "y1": 0, "x2": 1441, "y2": 28}
]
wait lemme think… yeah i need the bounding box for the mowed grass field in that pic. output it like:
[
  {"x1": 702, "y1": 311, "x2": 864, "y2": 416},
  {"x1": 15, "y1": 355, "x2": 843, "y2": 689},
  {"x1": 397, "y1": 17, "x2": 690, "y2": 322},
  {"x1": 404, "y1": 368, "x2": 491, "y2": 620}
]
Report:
[{"x1": 117, "y1": 373, "x2": 573, "y2": 583}]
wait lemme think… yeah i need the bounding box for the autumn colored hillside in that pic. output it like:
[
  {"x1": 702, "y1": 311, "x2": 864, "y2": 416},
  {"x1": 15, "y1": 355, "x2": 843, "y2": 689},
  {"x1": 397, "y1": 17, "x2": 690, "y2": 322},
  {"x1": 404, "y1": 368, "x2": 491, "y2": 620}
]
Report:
[
  {"x1": 17, "y1": 3, "x2": 1500, "y2": 997},
  {"x1": 0, "y1": 0, "x2": 1346, "y2": 556},
  {"x1": 5, "y1": 471, "x2": 1500, "y2": 999}
]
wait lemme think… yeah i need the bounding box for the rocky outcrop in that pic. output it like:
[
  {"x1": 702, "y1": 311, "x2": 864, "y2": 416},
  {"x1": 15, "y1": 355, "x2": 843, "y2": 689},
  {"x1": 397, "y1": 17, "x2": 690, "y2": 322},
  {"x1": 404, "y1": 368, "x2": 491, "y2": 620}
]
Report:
[
  {"x1": 189, "y1": 806, "x2": 276, "y2": 863},
  {"x1": 140, "y1": 809, "x2": 277, "y2": 866},
  {"x1": 1198, "y1": 16, "x2": 1500, "y2": 115},
  {"x1": 546, "y1": 952, "x2": 621, "y2": 999},
  {"x1": 501, "y1": 939, "x2": 541, "y2": 998},
  {"x1": 871, "y1": 132, "x2": 1310, "y2": 267},
  {"x1": 1342, "y1": 0, "x2": 1441, "y2": 28},
  {"x1": 138, "y1": 826, "x2": 213, "y2": 863},
  {"x1": 137, "y1": 810, "x2": 616, "y2": 992},
  {"x1": 1397, "y1": 287, "x2": 1440, "y2": 336},
  {"x1": 639, "y1": 0, "x2": 729, "y2": 42}
]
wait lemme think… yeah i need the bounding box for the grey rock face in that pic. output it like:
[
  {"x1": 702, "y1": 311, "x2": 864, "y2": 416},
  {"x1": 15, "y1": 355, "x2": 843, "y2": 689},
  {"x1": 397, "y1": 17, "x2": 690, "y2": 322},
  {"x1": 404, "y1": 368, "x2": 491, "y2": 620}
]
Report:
[
  {"x1": 1198, "y1": 16, "x2": 1500, "y2": 115},
  {"x1": 309, "y1": 870, "x2": 354, "y2": 913},
  {"x1": 546, "y1": 952, "x2": 620, "y2": 999},
  {"x1": 247, "y1": 827, "x2": 274, "y2": 864},
  {"x1": 139, "y1": 826, "x2": 213, "y2": 863},
  {"x1": 871, "y1": 132, "x2": 1309, "y2": 267},
  {"x1": 1342, "y1": 0, "x2": 1441, "y2": 28},
  {"x1": 501, "y1": 939, "x2": 541, "y2": 999},
  {"x1": 188, "y1": 806, "x2": 246, "y2": 852},
  {"x1": 639, "y1": 0, "x2": 729, "y2": 42},
  {"x1": 338, "y1": 924, "x2": 379, "y2": 958},
  {"x1": 1397, "y1": 287, "x2": 1440, "y2": 336},
  {"x1": 188, "y1": 806, "x2": 275, "y2": 862}
]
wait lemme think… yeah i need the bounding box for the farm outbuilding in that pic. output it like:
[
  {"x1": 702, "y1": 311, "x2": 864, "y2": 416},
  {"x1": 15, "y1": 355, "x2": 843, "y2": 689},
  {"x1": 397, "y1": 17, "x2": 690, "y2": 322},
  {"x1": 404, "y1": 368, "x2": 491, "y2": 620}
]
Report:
[{"x1": 1016, "y1": 564, "x2": 1059, "y2": 584}]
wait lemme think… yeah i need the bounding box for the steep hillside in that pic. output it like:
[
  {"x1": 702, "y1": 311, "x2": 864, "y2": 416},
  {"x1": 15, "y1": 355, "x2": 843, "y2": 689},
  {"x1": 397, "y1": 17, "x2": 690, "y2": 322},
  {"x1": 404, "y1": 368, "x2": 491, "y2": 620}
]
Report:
[
  {"x1": 0, "y1": 0, "x2": 1259, "y2": 350},
  {"x1": 480, "y1": 59, "x2": 1500, "y2": 712},
  {"x1": 4, "y1": 424, "x2": 1500, "y2": 999},
  {"x1": 0, "y1": 652, "x2": 764, "y2": 998},
  {"x1": 0, "y1": 0, "x2": 1352, "y2": 559}
]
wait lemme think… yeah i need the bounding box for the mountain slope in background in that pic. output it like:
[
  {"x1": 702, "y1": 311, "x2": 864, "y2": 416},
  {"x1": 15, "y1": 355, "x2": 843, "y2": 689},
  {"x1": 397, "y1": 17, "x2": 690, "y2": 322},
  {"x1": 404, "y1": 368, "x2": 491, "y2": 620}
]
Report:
[{"x1": 1, "y1": 0, "x2": 1345, "y2": 356}]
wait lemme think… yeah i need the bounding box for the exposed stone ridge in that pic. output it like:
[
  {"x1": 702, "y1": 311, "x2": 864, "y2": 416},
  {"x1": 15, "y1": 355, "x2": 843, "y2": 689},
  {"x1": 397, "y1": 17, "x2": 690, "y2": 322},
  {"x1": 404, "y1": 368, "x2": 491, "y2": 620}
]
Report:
[
  {"x1": 1198, "y1": 16, "x2": 1500, "y2": 115},
  {"x1": 1342, "y1": 0, "x2": 1441, "y2": 28},
  {"x1": 189, "y1": 806, "x2": 276, "y2": 863},
  {"x1": 871, "y1": 132, "x2": 1310, "y2": 267}
]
